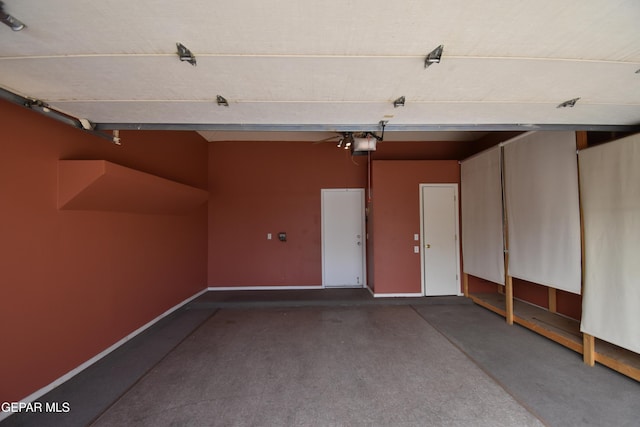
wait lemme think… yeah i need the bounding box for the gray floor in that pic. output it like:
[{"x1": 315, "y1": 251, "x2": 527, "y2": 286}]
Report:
[
  {"x1": 2, "y1": 289, "x2": 639, "y2": 426},
  {"x1": 413, "y1": 304, "x2": 640, "y2": 427}
]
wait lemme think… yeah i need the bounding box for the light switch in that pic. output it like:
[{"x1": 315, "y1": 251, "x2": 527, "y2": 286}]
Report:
[
  {"x1": 267, "y1": 233, "x2": 272, "y2": 240},
  {"x1": 413, "y1": 246, "x2": 420, "y2": 253},
  {"x1": 414, "y1": 234, "x2": 419, "y2": 241}
]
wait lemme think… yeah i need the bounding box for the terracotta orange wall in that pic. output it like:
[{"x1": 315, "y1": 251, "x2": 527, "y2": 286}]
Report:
[
  {"x1": 372, "y1": 140, "x2": 476, "y2": 160},
  {"x1": 556, "y1": 289, "x2": 582, "y2": 320},
  {"x1": 0, "y1": 100, "x2": 208, "y2": 403},
  {"x1": 513, "y1": 279, "x2": 549, "y2": 309},
  {"x1": 467, "y1": 275, "x2": 501, "y2": 293},
  {"x1": 208, "y1": 141, "x2": 366, "y2": 286},
  {"x1": 370, "y1": 160, "x2": 460, "y2": 294},
  {"x1": 513, "y1": 278, "x2": 582, "y2": 320},
  {"x1": 467, "y1": 275, "x2": 582, "y2": 320}
]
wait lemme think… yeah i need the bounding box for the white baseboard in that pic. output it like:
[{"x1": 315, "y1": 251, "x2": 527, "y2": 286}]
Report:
[
  {"x1": 373, "y1": 292, "x2": 423, "y2": 298},
  {"x1": 0, "y1": 287, "x2": 208, "y2": 423},
  {"x1": 207, "y1": 286, "x2": 323, "y2": 291},
  {"x1": 365, "y1": 287, "x2": 423, "y2": 298}
]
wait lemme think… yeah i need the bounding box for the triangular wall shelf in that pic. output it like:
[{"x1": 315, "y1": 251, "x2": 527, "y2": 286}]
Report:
[{"x1": 58, "y1": 160, "x2": 209, "y2": 215}]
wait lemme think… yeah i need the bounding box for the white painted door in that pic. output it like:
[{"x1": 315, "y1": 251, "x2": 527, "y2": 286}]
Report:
[
  {"x1": 421, "y1": 184, "x2": 461, "y2": 296},
  {"x1": 322, "y1": 189, "x2": 365, "y2": 288}
]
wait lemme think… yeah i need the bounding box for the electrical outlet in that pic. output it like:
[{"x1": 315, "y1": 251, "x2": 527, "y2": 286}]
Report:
[
  {"x1": 413, "y1": 246, "x2": 419, "y2": 253},
  {"x1": 267, "y1": 233, "x2": 272, "y2": 240},
  {"x1": 414, "y1": 234, "x2": 419, "y2": 241}
]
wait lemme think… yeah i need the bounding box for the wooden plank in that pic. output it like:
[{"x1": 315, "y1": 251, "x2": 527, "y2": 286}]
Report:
[
  {"x1": 471, "y1": 291, "x2": 640, "y2": 382},
  {"x1": 583, "y1": 333, "x2": 595, "y2": 366},
  {"x1": 548, "y1": 287, "x2": 557, "y2": 313},
  {"x1": 463, "y1": 273, "x2": 469, "y2": 297},
  {"x1": 512, "y1": 298, "x2": 583, "y2": 353},
  {"x1": 469, "y1": 293, "x2": 506, "y2": 317},
  {"x1": 500, "y1": 143, "x2": 513, "y2": 325},
  {"x1": 595, "y1": 355, "x2": 640, "y2": 382},
  {"x1": 514, "y1": 316, "x2": 583, "y2": 354},
  {"x1": 595, "y1": 339, "x2": 640, "y2": 382},
  {"x1": 505, "y1": 275, "x2": 514, "y2": 325},
  {"x1": 471, "y1": 292, "x2": 581, "y2": 352},
  {"x1": 575, "y1": 131, "x2": 588, "y2": 150}
]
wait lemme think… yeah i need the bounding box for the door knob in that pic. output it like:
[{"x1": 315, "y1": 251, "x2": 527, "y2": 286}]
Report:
[{"x1": 425, "y1": 244, "x2": 431, "y2": 249}]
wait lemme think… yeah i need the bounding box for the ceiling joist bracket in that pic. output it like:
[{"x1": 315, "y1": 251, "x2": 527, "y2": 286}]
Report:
[{"x1": 424, "y1": 44, "x2": 444, "y2": 68}]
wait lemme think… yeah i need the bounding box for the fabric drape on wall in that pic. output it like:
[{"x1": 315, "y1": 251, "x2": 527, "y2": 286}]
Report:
[
  {"x1": 503, "y1": 131, "x2": 581, "y2": 294},
  {"x1": 461, "y1": 146, "x2": 505, "y2": 285},
  {"x1": 579, "y1": 133, "x2": 640, "y2": 354}
]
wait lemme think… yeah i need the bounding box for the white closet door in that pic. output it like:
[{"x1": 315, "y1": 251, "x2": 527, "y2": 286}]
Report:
[
  {"x1": 421, "y1": 184, "x2": 461, "y2": 296},
  {"x1": 321, "y1": 189, "x2": 365, "y2": 288}
]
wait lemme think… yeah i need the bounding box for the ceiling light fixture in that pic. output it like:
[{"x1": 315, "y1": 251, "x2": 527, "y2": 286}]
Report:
[
  {"x1": 0, "y1": 1, "x2": 25, "y2": 31},
  {"x1": 216, "y1": 95, "x2": 229, "y2": 107},
  {"x1": 393, "y1": 96, "x2": 405, "y2": 108},
  {"x1": 176, "y1": 42, "x2": 196, "y2": 66},
  {"x1": 342, "y1": 133, "x2": 354, "y2": 150},
  {"x1": 557, "y1": 97, "x2": 580, "y2": 108},
  {"x1": 424, "y1": 44, "x2": 444, "y2": 68}
]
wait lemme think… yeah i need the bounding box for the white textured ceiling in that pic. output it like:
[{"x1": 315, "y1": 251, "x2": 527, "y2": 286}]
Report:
[{"x1": 0, "y1": 0, "x2": 639, "y2": 139}]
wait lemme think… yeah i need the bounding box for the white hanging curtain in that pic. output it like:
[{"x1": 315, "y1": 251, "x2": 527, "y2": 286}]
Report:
[
  {"x1": 579, "y1": 133, "x2": 640, "y2": 354},
  {"x1": 461, "y1": 146, "x2": 505, "y2": 285},
  {"x1": 503, "y1": 131, "x2": 582, "y2": 294}
]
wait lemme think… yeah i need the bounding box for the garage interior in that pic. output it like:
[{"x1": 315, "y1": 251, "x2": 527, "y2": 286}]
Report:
[{"x1": 1, "y1": 1, "x2": 639, "y2": 425}]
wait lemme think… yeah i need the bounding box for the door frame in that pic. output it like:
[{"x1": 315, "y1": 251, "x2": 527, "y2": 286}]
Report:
[
  {"x1": 321, "y1": 188, "x2": 367, "y2": 288},
  {"x1": 419, "y1": 183, "x2": 462, "y2": 296}
]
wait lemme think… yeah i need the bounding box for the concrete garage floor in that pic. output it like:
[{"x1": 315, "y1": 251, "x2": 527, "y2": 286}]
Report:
[{"x1": 3, "y1": 290, "x2": 639, "y2": 427}]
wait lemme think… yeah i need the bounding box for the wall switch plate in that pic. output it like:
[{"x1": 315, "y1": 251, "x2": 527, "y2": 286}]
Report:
[
  {"x1": 413, "y1": 246, "x2": 419, "y2": 253},
  {"x1": 414, "y1": 234, "x2": 419, "y2": 241},
  {"x1": 267, "y1": 233, "x2": 272, "y2": 240}
]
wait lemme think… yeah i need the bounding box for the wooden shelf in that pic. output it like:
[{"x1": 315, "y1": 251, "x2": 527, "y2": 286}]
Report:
[
  {"x1": 469, "y1": 292, "x2": 640, "y2": 382},
  {"x1": 58, "y1": 160, "x2": 209, "y2": 215},
  {"x1": 470, "y1": 293, "x2": 582, "y2": 352},
  {"x1": 469, "y1": 292, "x2": 506, "y2": 317},
  {"x1": 595, "y1": 339, "x2": 640, "y2": 382}
]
